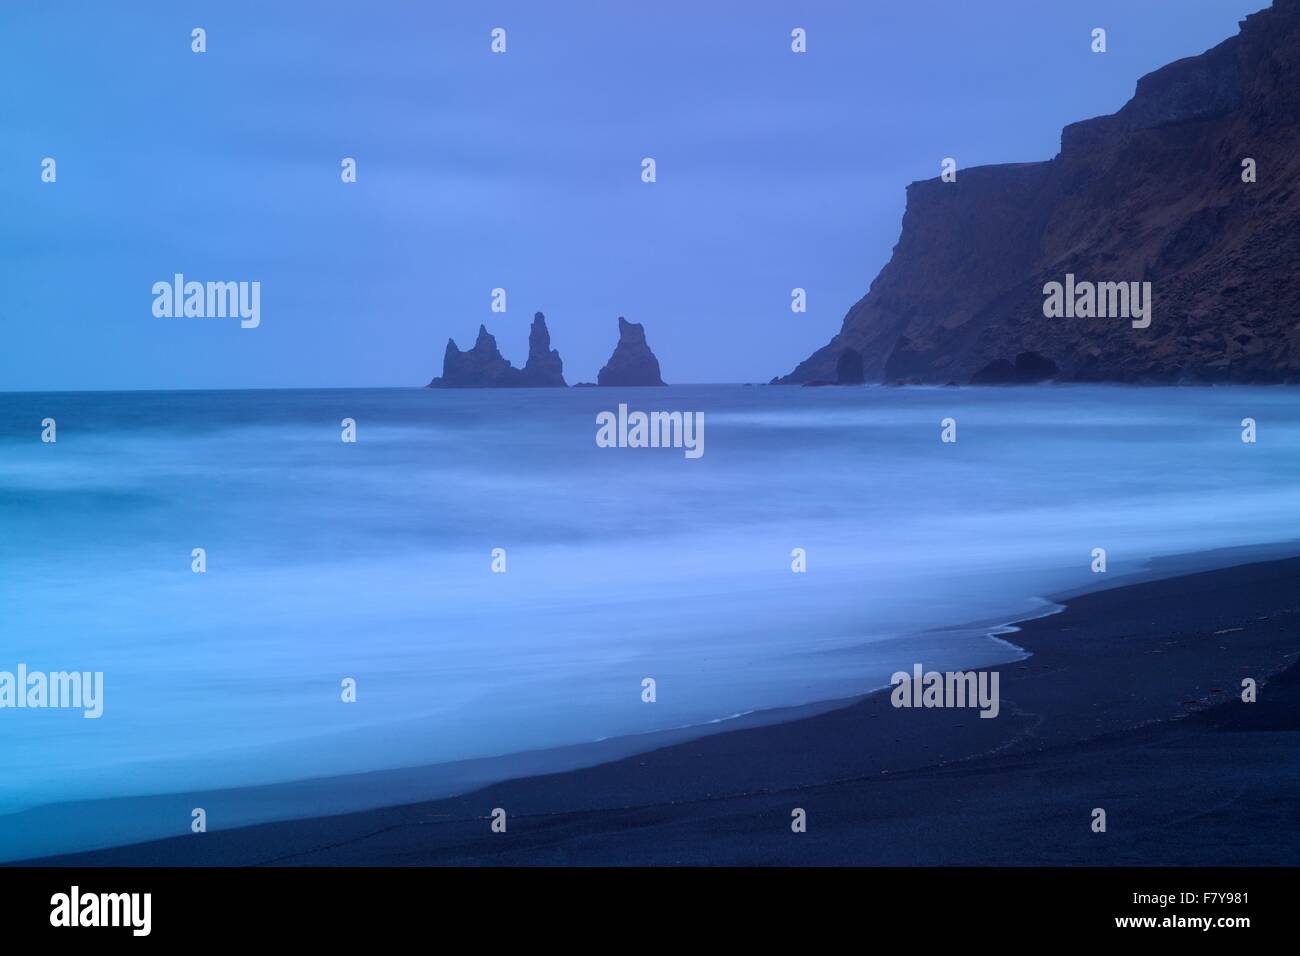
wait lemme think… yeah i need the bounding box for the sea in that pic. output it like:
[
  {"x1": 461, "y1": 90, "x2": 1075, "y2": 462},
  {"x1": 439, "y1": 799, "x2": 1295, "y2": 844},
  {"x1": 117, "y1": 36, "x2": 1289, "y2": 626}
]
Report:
[{"x1": 1, "y1": 383, "x2": 1297, "y2": 859}]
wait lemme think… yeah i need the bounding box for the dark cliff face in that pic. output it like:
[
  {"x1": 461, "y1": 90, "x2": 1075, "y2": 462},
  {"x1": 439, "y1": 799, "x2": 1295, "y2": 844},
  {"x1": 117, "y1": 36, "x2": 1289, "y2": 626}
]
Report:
[
  {"x1": 428, "y1": 313, "x2": 566, "y2": 387},
  {"x1": 597, "y1": 317, "x2": 666, "y2": 386},
  {"x1": 778, "y1": 0, "x2": 1300, "y2": 385}
]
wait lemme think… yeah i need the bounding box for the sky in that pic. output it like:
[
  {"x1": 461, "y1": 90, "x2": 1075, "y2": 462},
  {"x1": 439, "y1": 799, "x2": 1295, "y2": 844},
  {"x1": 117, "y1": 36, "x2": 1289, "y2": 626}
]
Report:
[{"x1": 0, "y1": 0, "x2": 1267, "y2": 390}]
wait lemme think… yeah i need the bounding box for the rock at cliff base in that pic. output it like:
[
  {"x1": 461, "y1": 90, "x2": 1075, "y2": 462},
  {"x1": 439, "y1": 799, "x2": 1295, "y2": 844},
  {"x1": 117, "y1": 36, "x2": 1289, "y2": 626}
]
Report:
[
  {"x1": 836, "y1": 348, "x2": 866, "y2": 385},
  {"x1": 971, "y1": 351, "x2": 1060, "y2": 384}
]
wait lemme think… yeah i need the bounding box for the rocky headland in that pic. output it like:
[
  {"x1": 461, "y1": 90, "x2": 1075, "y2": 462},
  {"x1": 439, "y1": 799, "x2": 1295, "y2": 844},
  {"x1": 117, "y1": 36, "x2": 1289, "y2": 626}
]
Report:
[{"x1": 777, "y1": 0, "x2": 1300, "y2": 385}]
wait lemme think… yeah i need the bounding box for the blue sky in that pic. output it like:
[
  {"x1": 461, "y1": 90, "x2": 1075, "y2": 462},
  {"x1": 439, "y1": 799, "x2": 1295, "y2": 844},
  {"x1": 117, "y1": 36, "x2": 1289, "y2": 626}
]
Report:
[{"x1": 0, "y1": 0, "x2": 1265, "y2": 389}]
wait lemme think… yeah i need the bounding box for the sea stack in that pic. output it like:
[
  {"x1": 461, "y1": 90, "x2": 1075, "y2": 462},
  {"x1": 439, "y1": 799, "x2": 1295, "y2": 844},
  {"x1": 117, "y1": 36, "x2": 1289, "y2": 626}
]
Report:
[
  {"x1": 428, "y1": 325, "x2": 515, "y2": 388},
  {"x1": 597, "y1": 317, "x2": 666, "y2": 386},
  {"x1": 427, "y1": 313, "x2": 566, "y2": 388},
  {"x1": 518, "y1": 312, "x2": 567, "y2": 387}
]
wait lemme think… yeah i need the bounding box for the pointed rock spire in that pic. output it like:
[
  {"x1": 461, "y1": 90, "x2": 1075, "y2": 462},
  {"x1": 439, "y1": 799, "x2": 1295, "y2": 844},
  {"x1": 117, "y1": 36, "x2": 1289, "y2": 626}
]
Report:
[
  {"x1": 428, "y1": 313, "x2": 567, "y2": 387},
  {"x1": 519, "y1": 312, "x2": 566, "y2": 386},
  {"x1": 597, "y1": 317, "x2": 665, "y2": 386}
]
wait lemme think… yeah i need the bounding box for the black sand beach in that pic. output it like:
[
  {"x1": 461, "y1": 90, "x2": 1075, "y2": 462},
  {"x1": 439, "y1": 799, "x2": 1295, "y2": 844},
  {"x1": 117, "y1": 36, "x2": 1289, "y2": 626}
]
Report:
[{"x1": 23, "y1": 555, "x2": 1300, "y2": 867}]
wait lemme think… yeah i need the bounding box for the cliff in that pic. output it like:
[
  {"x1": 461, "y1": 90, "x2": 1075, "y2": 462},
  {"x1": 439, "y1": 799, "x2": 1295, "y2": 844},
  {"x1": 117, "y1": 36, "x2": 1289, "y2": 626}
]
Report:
[
  {"x1": 777, "y1": 0, "x2": 1300, "y2": 385},
  {"x1": 428, "y1": 312, "x2": 567, "y2": 388}
]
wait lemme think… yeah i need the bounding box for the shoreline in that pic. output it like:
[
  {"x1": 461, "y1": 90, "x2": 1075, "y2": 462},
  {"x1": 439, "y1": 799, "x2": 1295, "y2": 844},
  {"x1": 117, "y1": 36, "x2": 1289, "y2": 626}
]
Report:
[
  {"x1": 5, "y1": 539, "x2": 1286, "y2": 863},
  {"x1": 17, "y1": 549, "x2": 1300, "y2": 866}
]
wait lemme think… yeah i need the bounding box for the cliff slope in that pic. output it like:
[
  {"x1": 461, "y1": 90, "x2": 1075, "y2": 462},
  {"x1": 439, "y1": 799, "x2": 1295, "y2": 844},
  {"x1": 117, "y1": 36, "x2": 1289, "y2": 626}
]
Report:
[{"x1": 778, "y1": 0, "x2": 1300, "y2": 385}]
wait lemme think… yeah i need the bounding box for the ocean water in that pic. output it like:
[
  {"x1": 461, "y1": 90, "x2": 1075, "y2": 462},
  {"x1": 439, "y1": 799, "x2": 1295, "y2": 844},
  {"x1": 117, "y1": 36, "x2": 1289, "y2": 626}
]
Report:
[{"x1": 1, "y1": 384, "x2": 1298, "y2": 857}]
